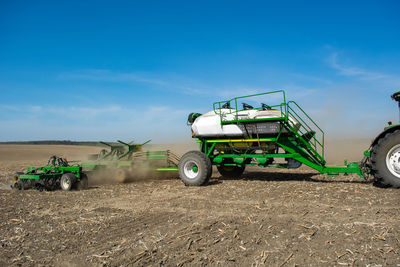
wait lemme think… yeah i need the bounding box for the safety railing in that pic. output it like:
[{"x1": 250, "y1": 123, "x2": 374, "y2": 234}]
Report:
[
  {"x1": 211, "y1": 90, "x2": 325, "y2": 165},
  {"x1": 213, "y1": 90, "x2": 287, "y2": 124},
  {"x1": 286, "y1": 101, "x2": 325, "y2": 164}
]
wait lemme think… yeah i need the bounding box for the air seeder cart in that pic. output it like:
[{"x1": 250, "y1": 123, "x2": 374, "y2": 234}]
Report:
[{"x1": 178, "y1": 90, "x2": 400, "y2": 188}]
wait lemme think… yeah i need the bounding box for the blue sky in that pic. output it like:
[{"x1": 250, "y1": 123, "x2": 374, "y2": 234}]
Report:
[{"x1": 0, "y1": 0, "x2": 399, "y2": 143}]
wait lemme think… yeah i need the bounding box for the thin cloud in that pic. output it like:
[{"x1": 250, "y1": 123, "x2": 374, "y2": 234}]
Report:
[
  {"x1": 216, "y1": 87, "x2": 265, "y2": 99},
  {"x1": 0, "y1": 105, "x2": 42, "y2": 113},
  {"x1": 58, "y1": 69, "x2": 236, "y2": 97},
  {"x1": 289, "y1": 73, "x2": 332, "y2": 85},
  {"x1": 0, "y1": 104, "x2": 190, "y2": 122},
  {"x1": 56, "y1": 68, "x2": 345, "y2": 102},
  {"x1": 58, "y1": 69, "x2": 167, "y2": 86},
  {"x1": 329, "y1": 52, "x2": 386, "y2": 80},
  {"x1": 58, "y1": 69, "x2": 212, "y2": 96},
  {"x1": 0, "y1": 103, "x2": 192, "y2": 142},
  {"x1": 47, "y1": 105, "x2": 123, "y2": 119},
  {"x1": 58, "y1": 69, "x2": 322, "y2": 101}
]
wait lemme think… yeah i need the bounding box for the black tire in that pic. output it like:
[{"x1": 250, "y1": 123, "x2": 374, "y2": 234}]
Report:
[
  {"x1": 60, "y1": 173, "x2": 76, "y2": 191},
  {"x1": 11, "y1": 172, "x2": 24, "y2": 189},
  {"x1": 371, "y1": 130, "x2": 400, "y2": 188},
  {"x1": 217, "y1": 165, "x2": 245, "y2": 179},
  {"x1": 76, "y1": 173, "x2": 88, "y2": 190},
  {"x1": 12, "y1": 179, "x2": 27, "y2": 190},
  {"x1": 178, "y1": 151, "x2": 212, "y2": 186}
]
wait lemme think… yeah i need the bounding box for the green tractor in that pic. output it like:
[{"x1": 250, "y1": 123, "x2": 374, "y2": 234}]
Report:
[
  {"x1": 366, "y1": 91, "x2": 400, "y2": 187},
  {"x1": 178, "y1": 90, "x2": 400, "y2": 188}
]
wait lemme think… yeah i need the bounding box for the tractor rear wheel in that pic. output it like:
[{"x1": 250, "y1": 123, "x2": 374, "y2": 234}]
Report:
[
  {"x1": 60, "y1": 173, "x2": 76, "y2": 191},
  {"x1": 217, "y1": 165, "x2": 245, "y2": 179},
  {"x1": 179, "y1": 151, "x2": 212, "y2": 186},
  {"x1": 371, "y1": 130, "x2": 400, "y2": 188}
]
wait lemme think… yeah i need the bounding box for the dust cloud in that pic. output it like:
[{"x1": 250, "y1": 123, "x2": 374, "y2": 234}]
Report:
[
  {"x1": 324, "y1": 138, "x2": 371, "y2": 165},
  {"x1": 86, "y1": 141, "x2": 198, "y2": 185},
  {"x1": 144, "y1": 141, "x2": 198, "y2": 157},
  {"x1": 88, "y1": 161, "x2": 178, "y2": 186}
]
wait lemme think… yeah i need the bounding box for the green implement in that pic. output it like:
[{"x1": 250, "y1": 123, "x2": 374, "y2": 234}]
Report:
[
  {"x1": 11, "y1": 140, "x2": 180, "y2": 191},
  {"x1": 179, "y1": 90, "x2": 400, "y2": 188},
  {"x1": 11, "y1": 156, "x2": 87, "y2": 191}
]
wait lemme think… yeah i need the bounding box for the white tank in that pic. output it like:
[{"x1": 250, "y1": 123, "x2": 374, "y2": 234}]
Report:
[{"x1": 191, "y1": 109, "x2": 300, "y2": 138}]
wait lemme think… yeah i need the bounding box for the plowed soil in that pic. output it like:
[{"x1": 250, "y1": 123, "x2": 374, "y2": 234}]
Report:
[{"x1": 0, "y1": 144, "x2": 399, "y2": 266}]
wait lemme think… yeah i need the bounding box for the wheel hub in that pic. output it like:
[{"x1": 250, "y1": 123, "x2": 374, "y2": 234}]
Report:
[
  {"x1": 62, "y1": 179, "x2": 70, "y2": 188},
  {"x1": 183, "y1": 160, "x2": 199, "y2": 179},
  {"x1": 386, "y1": 144, "x2": 400, "y2": 178}
]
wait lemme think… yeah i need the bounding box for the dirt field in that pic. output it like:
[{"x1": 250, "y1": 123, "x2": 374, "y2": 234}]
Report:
[{"x1": 0, "y1": 144, "x2": 399, "y2": 266}]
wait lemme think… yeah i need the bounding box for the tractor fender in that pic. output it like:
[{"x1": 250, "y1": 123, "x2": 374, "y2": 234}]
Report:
[{"x1": 371, "y1": 124, "x2": 400, "y2": 147}]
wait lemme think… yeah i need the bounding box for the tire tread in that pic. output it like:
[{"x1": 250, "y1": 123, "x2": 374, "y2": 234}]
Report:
[
  {"x1": 178, "y1": 151, "x2": 212, "y2": 186},
  {"x1": 371, "y1": 129, "x2": 400, "y2": 188}
]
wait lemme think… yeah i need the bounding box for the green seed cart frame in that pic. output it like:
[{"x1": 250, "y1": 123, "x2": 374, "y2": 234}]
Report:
[{"x1": 196, "y1": 90, "x2": 366, "y2": 178}]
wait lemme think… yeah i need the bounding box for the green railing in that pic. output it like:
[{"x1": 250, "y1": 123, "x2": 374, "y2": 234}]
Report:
[
  {"x1": 286, "y1": 101, "x2": 325, "y2": 164},
  {"x1": 213, "y1": 90, "x2": 287, "y2": 123},
  {"x1": 211, "y1": 90, "x2": 325, "y2": 165}
]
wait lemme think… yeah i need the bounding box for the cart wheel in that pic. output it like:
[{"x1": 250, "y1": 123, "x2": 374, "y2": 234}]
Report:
[
  {"x1": 76, "y1": 173, "x2": 88, "y2": 190},
  {"x1": 60, "y1": 173, "x2": 76, "y2": 191},
  {"x1": 179, "y1": 151, "x2": 212, "y2": 186},
  {"x1": 371, "y1": 129, "x2": 400, "y2": 188},
  {"x1": 217, "y1": 165, "x2": 245, "y2": 179}
]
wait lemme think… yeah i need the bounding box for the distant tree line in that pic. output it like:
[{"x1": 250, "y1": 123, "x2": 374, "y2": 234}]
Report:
[{"x1": 0, "y1": 140, "x2": 100, "y2": 146}]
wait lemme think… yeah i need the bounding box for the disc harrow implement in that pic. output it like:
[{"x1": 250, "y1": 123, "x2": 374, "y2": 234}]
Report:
[{"x1": 11, "y1": 140, "x2": 179, "y2": 191}]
